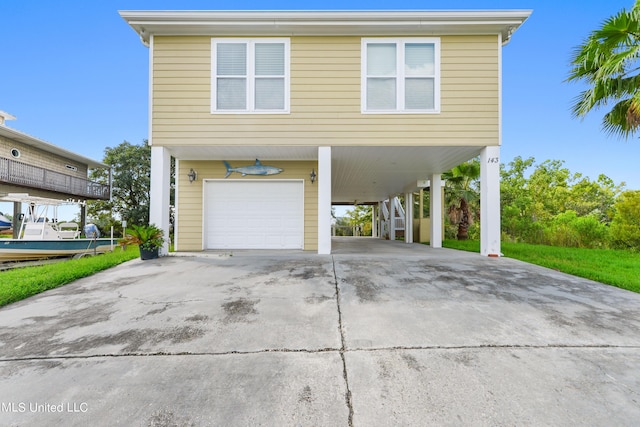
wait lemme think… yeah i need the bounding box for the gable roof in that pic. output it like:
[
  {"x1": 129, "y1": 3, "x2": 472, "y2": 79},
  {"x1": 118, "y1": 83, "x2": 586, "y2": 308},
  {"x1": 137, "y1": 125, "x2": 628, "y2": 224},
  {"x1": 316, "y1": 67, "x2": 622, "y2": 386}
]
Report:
[
  {"x1": 0, "y1": 124, "x2": 108, "y2": 169},
  {"x1": 120, "y1": 10, "x2": 532, "y2": 47}
]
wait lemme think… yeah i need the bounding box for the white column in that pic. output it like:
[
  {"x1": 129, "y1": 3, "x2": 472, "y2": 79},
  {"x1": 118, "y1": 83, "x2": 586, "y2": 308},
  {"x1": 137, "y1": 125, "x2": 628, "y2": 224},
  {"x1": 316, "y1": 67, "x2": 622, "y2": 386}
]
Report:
[
  {"x1": 371, "y1": 205, "x2": 377, "y2": 238},
  {"x1": 318, "y1": 147, "x2": 332, "y2": 254},
  {"x1": 430, "y1": 174, "x2": 443, "y2": 248},
  {"x1": 149, "y1": 146, "x2": 171, "y2": 255},
  {"x1": 481, "y1": 146, "x2": 501, "y2": 256},
  {"x1": 378, "y1": 201, "x2": 384, "y2": 239},
  {"x1": 404, "y1": 192, "x2": 413, "y2": 243},
  {"x1": 389, "y1": 196, "x2": 396, "y2": 241}
]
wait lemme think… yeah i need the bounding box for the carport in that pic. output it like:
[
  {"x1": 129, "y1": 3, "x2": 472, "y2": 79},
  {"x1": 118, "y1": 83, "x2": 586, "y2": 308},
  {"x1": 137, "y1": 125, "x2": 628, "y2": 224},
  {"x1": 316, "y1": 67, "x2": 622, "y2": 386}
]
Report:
[{"x1": 152, "y1": 144, "x2": 501, "y2": 256}]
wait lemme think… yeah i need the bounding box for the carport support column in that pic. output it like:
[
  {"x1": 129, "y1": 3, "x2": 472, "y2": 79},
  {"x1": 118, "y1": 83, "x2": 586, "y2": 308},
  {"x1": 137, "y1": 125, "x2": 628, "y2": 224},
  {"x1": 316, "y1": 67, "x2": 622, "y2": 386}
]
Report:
[
  {"x1": 378, "y1": 201, "x2": 384, "y2": 239},
  {"x1": 480, "y1": 146, "x2": 501, "y2": 256},
  {"x1": 389, "y1": 196, "x2": 396, "y2": 241},
  {"x1": 429, "y1": 174, "x2": 443, "y2": 248},
  {"x1": 404, "y1": 192, "x2": 413, "y2": 243},
  {"x1": 371, "y1": 205, "x2": 378, "y2": 238},
  {"x1": 318, "y1": 146, "x2": 332, "y2": 254},
  {"x1": 150, "y1": 146, "x2": 171, "y2": 255}
]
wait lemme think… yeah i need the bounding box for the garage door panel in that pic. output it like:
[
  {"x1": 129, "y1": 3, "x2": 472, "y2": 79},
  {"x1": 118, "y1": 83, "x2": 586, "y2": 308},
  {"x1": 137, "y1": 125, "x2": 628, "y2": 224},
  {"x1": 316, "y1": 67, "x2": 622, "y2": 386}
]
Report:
[{"x1": 205, "y1": 180, "x2": 304, "y2": 249}]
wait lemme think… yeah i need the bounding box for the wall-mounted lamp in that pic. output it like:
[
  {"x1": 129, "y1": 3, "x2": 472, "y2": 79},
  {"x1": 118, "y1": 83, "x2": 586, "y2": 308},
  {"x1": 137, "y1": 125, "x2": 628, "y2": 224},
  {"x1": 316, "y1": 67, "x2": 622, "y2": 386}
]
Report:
[
  {"x1": 310, "y1": 168, "x2": 317, "y2": 184},
  {"x1": 187, "y1": 168, "x2": 197, "y2": 183}
]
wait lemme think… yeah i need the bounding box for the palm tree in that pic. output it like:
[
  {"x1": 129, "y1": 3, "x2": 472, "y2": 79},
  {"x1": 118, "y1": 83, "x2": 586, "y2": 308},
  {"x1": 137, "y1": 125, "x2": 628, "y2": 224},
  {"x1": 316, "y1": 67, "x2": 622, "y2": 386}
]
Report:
[
  {"x1": 567, "y1": 1, "x2": 640, "y2": 138},
  {"x1": 443, "y1": 160, "x2": 480, "y2": 240}
]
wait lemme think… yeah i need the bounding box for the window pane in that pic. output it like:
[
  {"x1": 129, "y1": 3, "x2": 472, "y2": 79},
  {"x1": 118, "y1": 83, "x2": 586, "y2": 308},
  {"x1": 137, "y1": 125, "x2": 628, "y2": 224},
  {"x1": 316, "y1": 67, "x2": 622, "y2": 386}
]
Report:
[
  {"x1": 217, "y1": 43, "x2": 246, "y2": 76},
  {"x1": 367, "y1": 77, "x2": 396, "y2": 110},
  {"x1": 367, "y1": 43, "x2": 396, "y2": 76},
  {"x1": 217, "y1": 78, "x2": 246, "y2": 109},
  {"x1": 405, "y1": 43, "x2": 434, "y2": 76},
  {"x1": 255, "y1": 43, "x2": 284, "y2": 76},
  {"x1": 405, "y1": 78, "x2": 434, "y2": 110},
  {"x1": 255, "y1": 78, "x2": 284, "y2": 110}
]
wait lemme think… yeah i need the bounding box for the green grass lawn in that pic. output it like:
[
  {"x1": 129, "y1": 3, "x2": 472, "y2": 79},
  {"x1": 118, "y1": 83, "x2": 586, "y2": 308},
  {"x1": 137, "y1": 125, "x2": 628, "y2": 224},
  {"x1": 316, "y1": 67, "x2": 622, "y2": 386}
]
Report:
[
  {"x1": 441, "y1": 240, "x2": 640, "y2": 293},
  {"x1": 0, "y1": 246, "x2": 140, "y2": 307}
]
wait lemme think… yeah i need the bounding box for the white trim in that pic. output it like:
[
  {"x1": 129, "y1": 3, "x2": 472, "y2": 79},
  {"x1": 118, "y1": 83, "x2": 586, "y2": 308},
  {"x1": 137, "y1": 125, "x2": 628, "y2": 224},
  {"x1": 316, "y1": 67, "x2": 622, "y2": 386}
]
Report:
[
  {"x1": 148, "y1": 35, "x2": 154, "y2": 146},
  {"x1": 211, "y1": 38, "x2": 290, "y2": 114},
  {"x1": 174, "y1": 159, "x2": 180, "y2": 252},
  {"x1": 120, "y1": 10, "x2": 532, "y2": 45},
  {"x1": 361, "y1": 38, "x2": 441, "y2": 114},
  {"x1": 498, "y1": 32, "x2": 502, "y2": 147},
  {"x1": 202, "y1": 179, "x2": 304, "y2": 250}
]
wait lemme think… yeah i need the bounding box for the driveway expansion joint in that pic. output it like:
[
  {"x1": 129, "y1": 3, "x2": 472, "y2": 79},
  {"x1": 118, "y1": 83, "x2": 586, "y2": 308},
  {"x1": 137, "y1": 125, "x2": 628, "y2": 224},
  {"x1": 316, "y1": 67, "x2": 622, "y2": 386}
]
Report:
[{"x1": 332, "y1": 255, "x2": 354, "y2": 427}]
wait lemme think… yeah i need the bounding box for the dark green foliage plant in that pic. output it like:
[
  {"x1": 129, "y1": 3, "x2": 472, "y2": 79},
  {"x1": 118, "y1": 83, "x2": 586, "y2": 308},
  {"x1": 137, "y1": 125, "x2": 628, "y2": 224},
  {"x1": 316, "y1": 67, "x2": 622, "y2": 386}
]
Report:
[
  {"x1": 119, "y1": 224, "x2": 165, "y2": 251},
  {"x1": 610, "y1": 190, "x2": 640, "y2": 251}
]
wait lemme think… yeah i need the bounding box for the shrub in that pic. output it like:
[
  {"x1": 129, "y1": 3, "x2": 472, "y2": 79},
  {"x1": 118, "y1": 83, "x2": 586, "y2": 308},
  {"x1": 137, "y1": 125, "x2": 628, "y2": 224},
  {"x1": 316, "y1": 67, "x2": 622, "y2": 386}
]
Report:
[{"x1": 610, "y1": 191, "x2": 640, "y2": 251}]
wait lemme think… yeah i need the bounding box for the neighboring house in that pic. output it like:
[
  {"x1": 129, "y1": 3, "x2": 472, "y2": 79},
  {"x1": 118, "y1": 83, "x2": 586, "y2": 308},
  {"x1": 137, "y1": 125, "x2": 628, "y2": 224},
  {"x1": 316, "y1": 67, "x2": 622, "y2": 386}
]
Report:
[
  {"x1": 0, "y1": 110, "x2": 110, "y2": 234},
  {"x1": 120, "y1": 10, "x2": 530, "y2": 255}
]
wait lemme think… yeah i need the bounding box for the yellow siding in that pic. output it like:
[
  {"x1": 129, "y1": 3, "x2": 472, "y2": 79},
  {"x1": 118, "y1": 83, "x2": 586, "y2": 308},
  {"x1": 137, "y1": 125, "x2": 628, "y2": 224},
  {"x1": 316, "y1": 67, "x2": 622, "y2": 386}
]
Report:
[
  {"x1": 152, "y1": 35, "x2": 499, "y2": 147},
  {"x1": 176, "y1": 160, "x2": 318, "y2": 251}
]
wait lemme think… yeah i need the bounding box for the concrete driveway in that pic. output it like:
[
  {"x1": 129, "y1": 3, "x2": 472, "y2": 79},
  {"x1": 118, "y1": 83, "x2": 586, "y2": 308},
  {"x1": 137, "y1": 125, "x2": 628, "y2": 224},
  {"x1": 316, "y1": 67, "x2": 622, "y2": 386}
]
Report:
[{"x1": 1, "y1": 237, "x2": 640, "y2": 426}]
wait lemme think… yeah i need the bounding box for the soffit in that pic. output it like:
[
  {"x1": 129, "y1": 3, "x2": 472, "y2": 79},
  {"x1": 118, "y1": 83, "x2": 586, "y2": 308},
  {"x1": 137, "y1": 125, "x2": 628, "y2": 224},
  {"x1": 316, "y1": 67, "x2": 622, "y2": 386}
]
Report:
[
  {"x1": 167, "y1": 145, "x2": 318, "y2": 161},
  {"x1": 120, "y1": 10, "x2": 531, "y2": 46},
  {"x1": 167, "y1": 145, "x2": 483, "y2": 203},
  {"x1": 331, "y1": 146, "x2": 482, "y2": 203}
]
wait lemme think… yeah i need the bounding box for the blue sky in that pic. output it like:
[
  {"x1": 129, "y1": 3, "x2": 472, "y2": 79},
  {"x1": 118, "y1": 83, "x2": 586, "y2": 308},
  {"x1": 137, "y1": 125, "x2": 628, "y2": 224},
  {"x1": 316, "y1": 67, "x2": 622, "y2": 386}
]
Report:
[{"x1": 2, "y1": 1, "x2": 639, "y2": 220}]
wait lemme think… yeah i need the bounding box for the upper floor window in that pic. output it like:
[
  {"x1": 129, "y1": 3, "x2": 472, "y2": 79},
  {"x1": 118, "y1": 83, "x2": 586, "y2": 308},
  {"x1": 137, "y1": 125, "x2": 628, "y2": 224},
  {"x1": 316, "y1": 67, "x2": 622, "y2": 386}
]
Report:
[
  {"x1": 362, "y1": 38, "x2": 440, "y2": 114},
  {"x1": 212, "y1": 38, "x2": 290, "y2": 113}
]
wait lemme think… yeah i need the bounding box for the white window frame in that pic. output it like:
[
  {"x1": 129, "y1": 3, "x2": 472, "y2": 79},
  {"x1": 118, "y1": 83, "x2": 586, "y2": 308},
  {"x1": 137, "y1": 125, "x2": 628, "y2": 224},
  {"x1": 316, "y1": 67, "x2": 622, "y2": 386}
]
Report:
[
  {"x1": 361, "y1": 38, "x2": 441, "y2": 114},
  {"x1": 211, "y1": 38, "x2": 290, "y2": 114}
]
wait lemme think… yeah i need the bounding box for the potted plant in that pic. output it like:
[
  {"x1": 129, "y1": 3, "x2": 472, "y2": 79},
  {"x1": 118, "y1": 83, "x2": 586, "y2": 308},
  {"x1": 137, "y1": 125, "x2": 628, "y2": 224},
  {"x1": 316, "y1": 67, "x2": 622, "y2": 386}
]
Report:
[{"x1": 120, "y1": 224, "x2": 165, "y2": 260}]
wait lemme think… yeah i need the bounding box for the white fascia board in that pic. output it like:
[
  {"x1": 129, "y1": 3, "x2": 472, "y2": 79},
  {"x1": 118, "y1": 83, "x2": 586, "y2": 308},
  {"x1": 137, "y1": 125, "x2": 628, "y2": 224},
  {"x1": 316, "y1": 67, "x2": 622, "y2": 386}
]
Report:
[
  {"x1": 0, "y1": 125, "x2": 108, "y2": 169},
  {"x1": 119, "y1": 10, "x2": 532, "y2": 45}
]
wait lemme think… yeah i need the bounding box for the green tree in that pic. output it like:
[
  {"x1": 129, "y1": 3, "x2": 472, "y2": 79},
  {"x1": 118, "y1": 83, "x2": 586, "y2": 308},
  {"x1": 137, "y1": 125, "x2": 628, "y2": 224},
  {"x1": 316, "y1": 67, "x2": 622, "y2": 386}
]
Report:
[
  {"x1": 527, "y1": 159, "x2": 576, "y2": 220},
  {"x1": 344, "y1": 205, "x2": 373, "y2": 236},
  {"x1": 566, "y1": 174, "x2": 624, "y2": 222},
  {"x1": 88, "y1": 141, "x2": 151, "y2": 228},
  {"x1": 443, "y1": 159, "x2": 480, "y2": 240},
  {"x1": 500, "y1": 157, "x2": 622, "y2": 246},
  {"x1": 500, "y1": 156, "x2": 537, "y2": 241},
  {"x1": 568, "y1": 0, "x2": 640, "y2": 138},
  {"x1": 610, "y1": 190, "x2": 640, "y2": 250}
]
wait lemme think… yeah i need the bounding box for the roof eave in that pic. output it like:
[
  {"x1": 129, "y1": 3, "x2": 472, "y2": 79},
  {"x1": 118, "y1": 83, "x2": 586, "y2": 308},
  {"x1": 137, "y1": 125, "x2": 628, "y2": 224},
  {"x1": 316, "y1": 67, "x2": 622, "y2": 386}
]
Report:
[
  {"x1": 119, "y1": 10, "x2": 532, "y2": 46},
  {"x1": 0, "y1": 126, "x2": 108, "y2": 169}
]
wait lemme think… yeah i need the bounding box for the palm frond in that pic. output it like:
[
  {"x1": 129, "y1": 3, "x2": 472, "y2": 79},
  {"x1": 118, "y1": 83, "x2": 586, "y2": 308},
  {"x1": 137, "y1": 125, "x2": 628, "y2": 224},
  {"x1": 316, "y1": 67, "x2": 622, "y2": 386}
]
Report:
[{"x1": 567, "y1": 1, "x2": 640, "y2": 138}]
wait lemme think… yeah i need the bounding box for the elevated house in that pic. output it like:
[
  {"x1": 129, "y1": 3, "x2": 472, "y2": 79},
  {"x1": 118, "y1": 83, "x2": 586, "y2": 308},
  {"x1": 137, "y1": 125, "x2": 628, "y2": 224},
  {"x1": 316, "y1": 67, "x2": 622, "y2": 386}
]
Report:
[
  {"x1": 0, "y1": 111, "x2": 111, "y2": 236},
  {"x1": 120, "y1": 10, "x2": 530, "y2": 255}
]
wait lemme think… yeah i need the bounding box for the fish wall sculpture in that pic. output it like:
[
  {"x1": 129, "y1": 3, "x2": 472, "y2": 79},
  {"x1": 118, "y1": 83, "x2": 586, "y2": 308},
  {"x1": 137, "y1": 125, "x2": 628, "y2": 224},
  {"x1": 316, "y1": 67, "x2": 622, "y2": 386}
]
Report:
[{"x1": 223, "y1": 159, "x2": 283, "y2": 178}]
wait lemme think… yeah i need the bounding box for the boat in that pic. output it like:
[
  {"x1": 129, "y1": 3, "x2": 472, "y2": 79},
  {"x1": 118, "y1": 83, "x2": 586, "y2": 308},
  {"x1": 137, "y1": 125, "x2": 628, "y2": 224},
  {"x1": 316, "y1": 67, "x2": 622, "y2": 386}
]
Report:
[
  {"x1": 0, "y1": 212, "x2": 11, "y2": 230},
  {"x1": 0, "y1": 194, "x2": 115, "y2": 262}
]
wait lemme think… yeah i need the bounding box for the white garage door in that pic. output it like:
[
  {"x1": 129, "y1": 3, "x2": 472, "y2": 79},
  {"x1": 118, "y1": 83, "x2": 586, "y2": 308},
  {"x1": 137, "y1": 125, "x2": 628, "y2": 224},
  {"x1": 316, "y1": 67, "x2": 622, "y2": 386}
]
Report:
[{"x1": 204, "y1": 180, "x2": 304, "y2": 249}]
